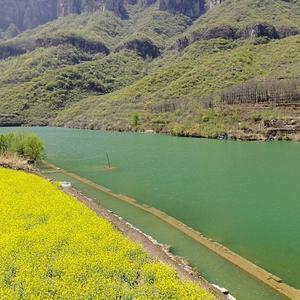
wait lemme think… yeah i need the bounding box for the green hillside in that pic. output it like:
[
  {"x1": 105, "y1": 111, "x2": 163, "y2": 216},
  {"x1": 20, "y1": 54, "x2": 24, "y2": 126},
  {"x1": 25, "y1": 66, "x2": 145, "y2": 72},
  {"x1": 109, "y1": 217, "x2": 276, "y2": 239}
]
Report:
[
  {"x1": 196, "y1": 0, "x2": 300, "y2": 28},
  {"x1": 0, "y1": 50, "x2": 147, "y2": 123},
  {"x1": 0, "y1": 0, "x2": 299, "y2": 140},
  {"x1": 54, "y1": 35, "x2": 300, "y2": 138},
  {"x1": 1, "y1": 8, "x2": 190, "y2": 51}
]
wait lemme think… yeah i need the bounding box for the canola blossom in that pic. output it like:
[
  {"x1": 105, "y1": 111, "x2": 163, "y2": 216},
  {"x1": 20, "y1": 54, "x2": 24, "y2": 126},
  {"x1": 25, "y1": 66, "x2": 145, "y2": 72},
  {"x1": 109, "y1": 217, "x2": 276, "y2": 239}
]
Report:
[{"x1": 0, "y1": 168, "x2": 212, "y2": 299}]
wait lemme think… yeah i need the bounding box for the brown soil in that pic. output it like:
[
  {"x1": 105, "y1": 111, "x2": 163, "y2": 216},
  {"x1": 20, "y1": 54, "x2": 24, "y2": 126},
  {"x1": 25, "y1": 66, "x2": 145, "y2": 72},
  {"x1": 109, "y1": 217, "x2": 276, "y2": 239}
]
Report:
[{"x1": 0, "y1": 157, "x2": 38, "y2": 172}]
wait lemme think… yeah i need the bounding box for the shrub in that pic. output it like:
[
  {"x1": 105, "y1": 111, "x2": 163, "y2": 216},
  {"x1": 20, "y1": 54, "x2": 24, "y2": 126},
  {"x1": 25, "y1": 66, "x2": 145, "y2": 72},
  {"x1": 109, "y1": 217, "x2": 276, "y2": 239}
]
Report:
[
  {"x1": 0, "y1": 133, "x2": 13, "y2": 155},
  {"x1": 23, "y1": 134, "x2": 45, "y2": 161},
  {"x1": 132, "y1": 112, "x2": 140, "y2": 127},
  {"x1": 1, "y1": 132, "x2": 45, "y2": 161}
]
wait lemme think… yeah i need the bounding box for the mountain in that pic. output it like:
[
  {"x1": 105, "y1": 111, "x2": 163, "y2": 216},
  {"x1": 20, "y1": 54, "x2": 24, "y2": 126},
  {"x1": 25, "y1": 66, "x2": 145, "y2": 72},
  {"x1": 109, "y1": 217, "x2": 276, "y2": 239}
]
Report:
[
  {"x1": 0, "y1": 0, "x2": 126, "y2": 36},
  {"x1": 0, "y1": 0, "x2": 299, "y2": 140},
  {"x1": 0, "y1": 0, "x2": 208, "y2": 37}
]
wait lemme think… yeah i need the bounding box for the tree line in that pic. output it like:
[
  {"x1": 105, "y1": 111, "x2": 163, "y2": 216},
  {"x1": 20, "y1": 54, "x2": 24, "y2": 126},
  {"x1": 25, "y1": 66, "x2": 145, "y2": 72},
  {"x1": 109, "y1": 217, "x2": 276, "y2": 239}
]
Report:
[{"x1": 220, "y1": 79, "x2": 300, "y2": 105}]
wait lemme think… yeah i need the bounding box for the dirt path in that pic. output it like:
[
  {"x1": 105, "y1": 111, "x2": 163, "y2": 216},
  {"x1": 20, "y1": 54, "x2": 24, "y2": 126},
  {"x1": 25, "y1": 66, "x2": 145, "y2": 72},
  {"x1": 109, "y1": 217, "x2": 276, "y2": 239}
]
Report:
[
  {"x1": 64, "y1": 187, "x2": 224, "y2": 299},
  {"x1": 43, "y1": 161, "x2": 300, "y2": 300}
]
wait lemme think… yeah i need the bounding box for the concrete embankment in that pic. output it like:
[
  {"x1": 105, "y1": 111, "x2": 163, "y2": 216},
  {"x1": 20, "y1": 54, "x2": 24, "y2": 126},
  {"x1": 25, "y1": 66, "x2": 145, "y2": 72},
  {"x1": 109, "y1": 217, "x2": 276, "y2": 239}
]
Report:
[
  {"x1": 63, "y1": 186, "x2": 224, "y2": 300},
  {"x1": 44, "y1": 161, "x2": 300, "y2": 300}
]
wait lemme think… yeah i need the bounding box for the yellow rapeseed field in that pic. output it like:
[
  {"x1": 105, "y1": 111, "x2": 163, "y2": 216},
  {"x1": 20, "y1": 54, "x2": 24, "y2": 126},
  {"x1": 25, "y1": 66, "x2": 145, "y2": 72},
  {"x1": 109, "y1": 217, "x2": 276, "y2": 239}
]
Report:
[{"x1": 0, "y1": 168, "x2": 212, "y2": 299}]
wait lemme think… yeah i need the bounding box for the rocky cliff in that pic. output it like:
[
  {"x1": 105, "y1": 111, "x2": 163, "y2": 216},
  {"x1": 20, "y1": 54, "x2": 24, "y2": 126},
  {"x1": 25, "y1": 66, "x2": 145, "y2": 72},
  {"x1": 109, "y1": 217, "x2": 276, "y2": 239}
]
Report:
[
  {"x1": 0, "y1": 0, "x2": 57, "y2": 32},
  {"x1": 159, "y1": 0, "x2": 206, "y2": 19},
  {"x1": 58, "y1": 0, "x2": 127, "y2": 18},
  {"x1": 0, "y1": 0, "x2": 227, "y2": 37},
  {"x1": 0, "y1": 0, "x2": 128, "y2": 35},
  {"x1": 208, "y1": 0, "x2": 224, "y2": 9}
]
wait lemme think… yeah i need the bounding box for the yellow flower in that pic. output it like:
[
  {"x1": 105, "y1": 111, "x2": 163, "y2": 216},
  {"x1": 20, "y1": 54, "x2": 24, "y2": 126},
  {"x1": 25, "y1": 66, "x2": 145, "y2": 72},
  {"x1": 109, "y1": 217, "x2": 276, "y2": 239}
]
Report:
[{"x1": 0, "y1": 168, "x2": 212, "y2": 299}]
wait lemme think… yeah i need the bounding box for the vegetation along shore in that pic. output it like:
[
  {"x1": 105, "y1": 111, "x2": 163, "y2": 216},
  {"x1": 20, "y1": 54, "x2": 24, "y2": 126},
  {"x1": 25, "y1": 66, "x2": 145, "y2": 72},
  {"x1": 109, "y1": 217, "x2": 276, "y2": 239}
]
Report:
[{"x1": 0, "y1": 0, "x2": 299, "y2": 141}]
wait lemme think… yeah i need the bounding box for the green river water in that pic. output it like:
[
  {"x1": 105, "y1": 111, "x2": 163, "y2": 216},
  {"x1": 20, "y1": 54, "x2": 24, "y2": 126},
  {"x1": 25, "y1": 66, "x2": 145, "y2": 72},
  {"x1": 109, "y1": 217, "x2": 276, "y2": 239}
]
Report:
[{"x1": 1, "y1": 127, "x2": 300, "y2": 300}]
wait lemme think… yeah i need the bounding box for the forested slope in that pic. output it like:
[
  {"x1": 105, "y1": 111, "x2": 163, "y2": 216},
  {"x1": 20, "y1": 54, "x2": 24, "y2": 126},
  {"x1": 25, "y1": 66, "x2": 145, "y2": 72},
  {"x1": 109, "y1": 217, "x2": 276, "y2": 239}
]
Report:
[{"x1": 0, "y1": 0, "x2": 299, "y2": 140}]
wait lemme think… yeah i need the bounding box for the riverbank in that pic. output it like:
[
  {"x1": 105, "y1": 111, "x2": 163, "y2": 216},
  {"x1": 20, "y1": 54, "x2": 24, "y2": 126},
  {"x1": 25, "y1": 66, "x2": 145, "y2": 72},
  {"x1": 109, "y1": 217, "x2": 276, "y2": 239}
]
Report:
[
  {"x1": 0, "y1": 159, "x2": 222, "y2": 298},
  {"x1": 2, "y1": 104, "x2": 300, "y2": 142},
  {"x1": 43, "y1": 160, "x2": 300, "y2": 300},
  {"x1": 0, "y1": 167, "x2": 215, "y2": 299},
  {"x1": 6, "y1": 122, "x2": 299, "y2": 142},
  {"x1": 55, "y1": 103, "x2": 300, "y2": 142},
  {"x1": 0, "y1": 155, "x2": 35, "y2": 171},
  {"x1": 63, "y1": 186, "x2": 225, "y2": 299}
]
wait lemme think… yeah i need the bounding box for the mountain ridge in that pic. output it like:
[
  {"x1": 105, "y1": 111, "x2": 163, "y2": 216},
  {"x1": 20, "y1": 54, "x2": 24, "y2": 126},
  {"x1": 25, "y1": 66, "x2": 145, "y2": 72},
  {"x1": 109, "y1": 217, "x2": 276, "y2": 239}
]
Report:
[
  {"x1": 0, "y1": 0, "x2": 222, "y2": 38},
  {"x1": 0, "y1": 0, "x2": 299, "y2": 140}
]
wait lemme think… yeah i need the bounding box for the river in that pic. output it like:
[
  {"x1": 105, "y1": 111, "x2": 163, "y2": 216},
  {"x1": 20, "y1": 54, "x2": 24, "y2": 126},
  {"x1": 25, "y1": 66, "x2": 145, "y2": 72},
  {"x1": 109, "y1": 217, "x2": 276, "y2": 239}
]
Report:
[{"x1": 1, "y1": 127, "x2": 299, "y2": 299}]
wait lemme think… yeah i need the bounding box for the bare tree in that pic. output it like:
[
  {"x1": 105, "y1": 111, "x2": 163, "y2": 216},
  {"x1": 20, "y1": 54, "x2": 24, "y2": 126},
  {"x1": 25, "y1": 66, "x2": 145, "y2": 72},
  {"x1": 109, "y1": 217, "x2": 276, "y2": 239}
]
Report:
[{"x1": 220, "y1": 79, "x2": 300, "y2": 105}]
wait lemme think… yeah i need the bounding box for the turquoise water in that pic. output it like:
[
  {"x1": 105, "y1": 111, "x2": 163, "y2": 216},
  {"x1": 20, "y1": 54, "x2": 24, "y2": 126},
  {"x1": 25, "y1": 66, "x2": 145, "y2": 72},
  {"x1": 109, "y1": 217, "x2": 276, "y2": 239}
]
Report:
[
  {"x1": 45, "y1": 171, "x2": 283, "y2": 300},
  {"x1": 1, "y1": 126, "x2": 300, "y2": 299}
]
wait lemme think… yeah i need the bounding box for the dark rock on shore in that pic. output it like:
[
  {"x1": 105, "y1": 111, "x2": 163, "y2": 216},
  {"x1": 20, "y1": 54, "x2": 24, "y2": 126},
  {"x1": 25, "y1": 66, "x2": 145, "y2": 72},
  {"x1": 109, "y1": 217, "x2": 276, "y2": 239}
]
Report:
[
  {"x1": 0, "y1": 114, "x2": 50, "y2": 127},
  {"x1": 0, "y1": 114, "x2": 24, "y2": 126}
]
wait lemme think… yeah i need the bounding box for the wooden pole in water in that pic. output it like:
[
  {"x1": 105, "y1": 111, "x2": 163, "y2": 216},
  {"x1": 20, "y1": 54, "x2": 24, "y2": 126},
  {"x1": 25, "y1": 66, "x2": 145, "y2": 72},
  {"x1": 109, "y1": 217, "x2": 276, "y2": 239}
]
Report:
[{"x1": 106, "y1": 152, "x2": 111, "y2": 169}]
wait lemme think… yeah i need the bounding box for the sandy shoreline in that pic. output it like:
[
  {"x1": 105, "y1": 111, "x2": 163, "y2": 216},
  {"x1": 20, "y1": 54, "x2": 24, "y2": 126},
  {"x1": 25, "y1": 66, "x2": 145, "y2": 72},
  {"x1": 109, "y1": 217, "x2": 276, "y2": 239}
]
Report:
[{"x1": 43, "y1": 161, "x2": 300, "y2": 300}]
